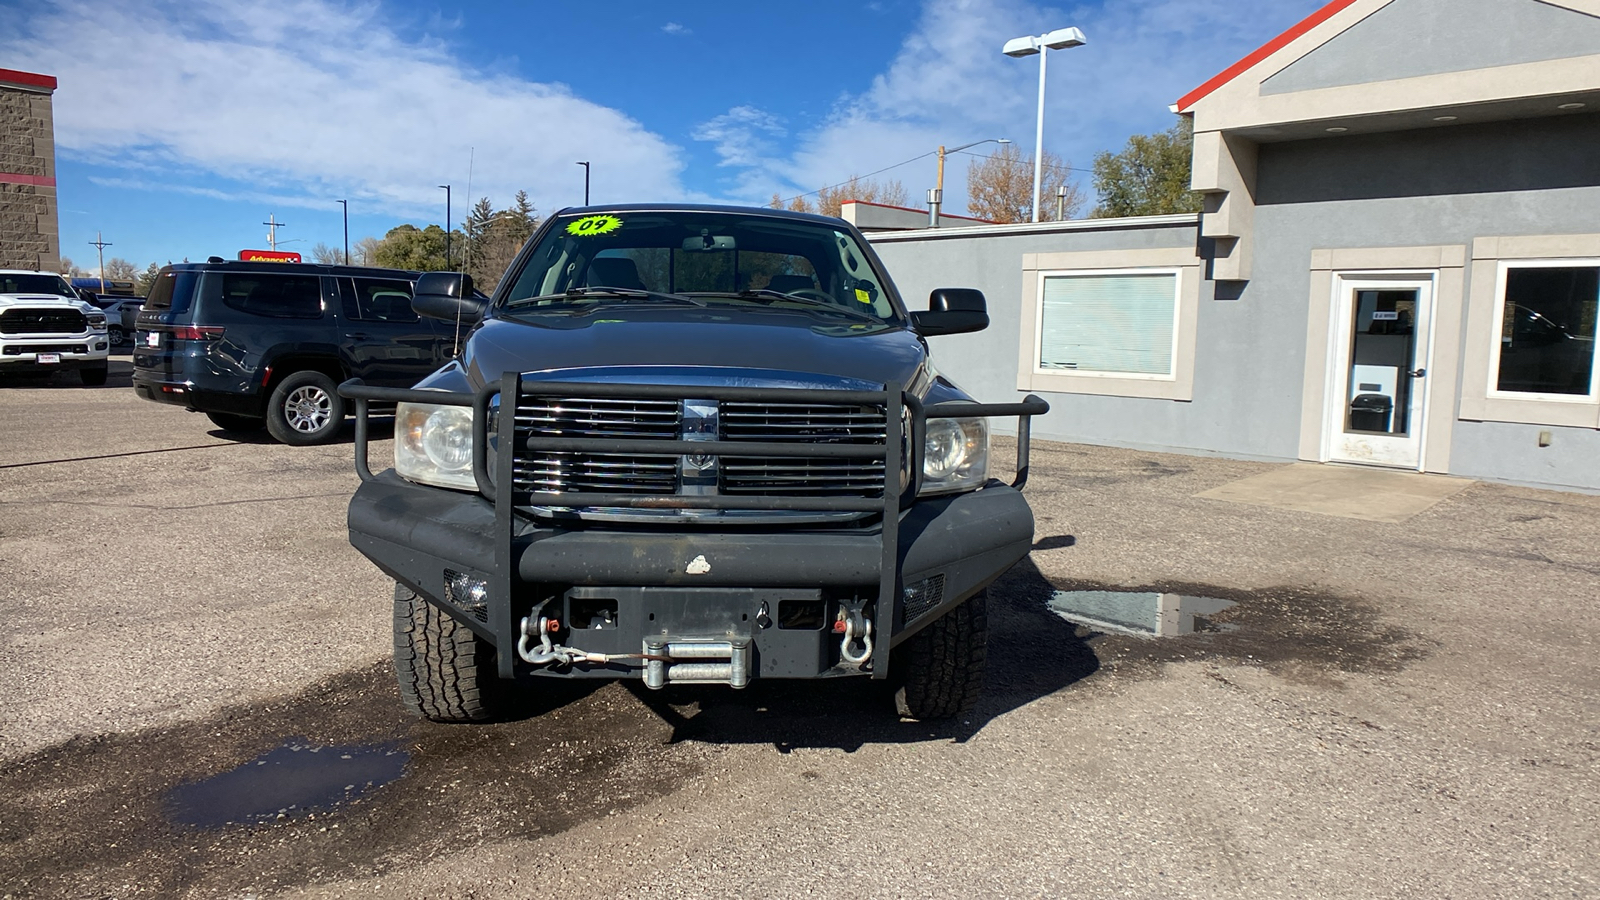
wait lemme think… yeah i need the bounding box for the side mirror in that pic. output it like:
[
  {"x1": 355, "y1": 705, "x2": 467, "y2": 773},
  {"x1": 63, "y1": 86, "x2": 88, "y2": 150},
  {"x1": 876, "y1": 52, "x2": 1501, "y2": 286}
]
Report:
[
  {"x1": 911, "y1": 287, "x2": 988, "y2": 336},
  {"x1": 411, "y1": 272, "x2": 485, "y2": 323}
]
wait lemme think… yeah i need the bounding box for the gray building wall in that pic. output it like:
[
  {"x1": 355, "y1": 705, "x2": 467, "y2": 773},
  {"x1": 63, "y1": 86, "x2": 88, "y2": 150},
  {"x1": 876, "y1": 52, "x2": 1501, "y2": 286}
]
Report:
[
  {"x1": 870, "y1": 112, "x2": 1600, "y2": 491},
  {"x1": 1262, "y1": 0, "x2": 1600, "y2": 94},
  {"x1": 1254, "y1": 113, "x2": 1600, "y2": 490}
]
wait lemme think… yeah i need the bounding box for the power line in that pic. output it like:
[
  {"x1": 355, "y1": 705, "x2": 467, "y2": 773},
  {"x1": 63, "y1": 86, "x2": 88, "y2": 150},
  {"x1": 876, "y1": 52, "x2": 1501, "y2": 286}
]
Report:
[
  {"x1": 950, "y1": 148, "x2": 1093, "y2": 174},
  {"x1": 780, "y1": 150, "x2": 937, "y2": 205}
]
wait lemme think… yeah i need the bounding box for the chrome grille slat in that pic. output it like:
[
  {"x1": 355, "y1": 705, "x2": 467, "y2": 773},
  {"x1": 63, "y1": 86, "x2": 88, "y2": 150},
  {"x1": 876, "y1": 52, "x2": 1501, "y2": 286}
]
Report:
[{"x1": 511, "y1": 394, "x2": 890, "y2": 503}]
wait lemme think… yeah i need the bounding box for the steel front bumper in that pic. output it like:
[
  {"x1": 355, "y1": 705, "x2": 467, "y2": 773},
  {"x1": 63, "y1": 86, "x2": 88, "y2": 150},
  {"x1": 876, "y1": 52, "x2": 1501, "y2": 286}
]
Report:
[{"x1": 348, "y1": 471, "x2": 1035, "y2": 681}]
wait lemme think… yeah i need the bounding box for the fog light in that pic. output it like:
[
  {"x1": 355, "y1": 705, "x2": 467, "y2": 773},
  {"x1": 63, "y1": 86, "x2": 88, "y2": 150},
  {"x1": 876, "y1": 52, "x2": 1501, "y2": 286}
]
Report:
[{"x1": 445, "y1": 570, "x2": 489, "y2": 622}]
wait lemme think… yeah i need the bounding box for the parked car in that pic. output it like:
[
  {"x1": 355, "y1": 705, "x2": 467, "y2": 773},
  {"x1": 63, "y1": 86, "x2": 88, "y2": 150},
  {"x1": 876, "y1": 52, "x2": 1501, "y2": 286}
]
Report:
[
  {"x1": 132, "y1": 259, "x2": 446, "y2": 444},
  {"x1": 339, "y1": 204, "x2": 1048, "y2": 724},
  {"x1": 0, "y1": 270, "x2": 111, "y2": 384},
  {"x1": 94, "y1": 297, "x2": 143, "y2": 346}
]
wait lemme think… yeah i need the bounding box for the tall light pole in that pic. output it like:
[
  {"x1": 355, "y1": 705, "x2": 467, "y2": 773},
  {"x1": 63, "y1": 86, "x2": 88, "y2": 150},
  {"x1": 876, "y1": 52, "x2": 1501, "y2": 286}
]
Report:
[
  {"x1": 929, "y1": 137, "x2": 1009, "y2": 226},
  {"x1": 576, "y1": 161, "x2": 590, "y2": 205},
  {"x1": 337, "y1": 200, "x2": 349, "y2": 264},
  {"x1": 1003, "y1": 26, "x2": 1086, "y2": 222},
  {"x1": 438, "y1": 185, "x2": 451, "y2": 269}
]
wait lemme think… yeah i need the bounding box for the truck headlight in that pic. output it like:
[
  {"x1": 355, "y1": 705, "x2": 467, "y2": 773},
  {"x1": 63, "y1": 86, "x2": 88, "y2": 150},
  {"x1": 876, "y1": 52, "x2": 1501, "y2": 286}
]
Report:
[
  {"x1": 395, "y1": 402, "x2": 477, "y2": 490},
  {"x1": 920, "y1": 417, "x2": 988, "y2": 495},
  {"x1": 86, "y1": 313, "x2": 106, "y2": 329}
]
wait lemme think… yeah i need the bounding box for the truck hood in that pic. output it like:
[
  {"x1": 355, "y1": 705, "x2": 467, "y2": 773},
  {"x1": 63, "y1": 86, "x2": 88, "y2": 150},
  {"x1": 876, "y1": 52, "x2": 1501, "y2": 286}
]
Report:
[{"x1": 458, "y1": 308, "x2": 928, "y2": 392}]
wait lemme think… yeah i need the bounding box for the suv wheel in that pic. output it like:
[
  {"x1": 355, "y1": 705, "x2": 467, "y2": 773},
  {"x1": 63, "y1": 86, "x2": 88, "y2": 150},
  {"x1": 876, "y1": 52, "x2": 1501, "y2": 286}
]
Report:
[
  {"x1": 265, "y1": 370, "x2": 345, "y2": 445},
  {"x1": 79, "y1": 364, "x2": 109, "y2": 387},
  {"x1": 393, "y1": 582, "x2": 501, "y2": 722},
  {"x1": 892, "y1": 589, "x2": 989, "y2": 721},
  {"x1": 109, "y1": 326, "x2": 126, "y2": 346},
  {"x1": 206, "y1": 411, "x2": 266, "y2": 432}
]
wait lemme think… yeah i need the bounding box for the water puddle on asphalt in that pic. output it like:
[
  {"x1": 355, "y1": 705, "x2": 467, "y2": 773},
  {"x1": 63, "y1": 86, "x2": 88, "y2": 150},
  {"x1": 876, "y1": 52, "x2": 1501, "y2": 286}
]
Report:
[
  {"x1": 164, "y1": 737, "x2": 408, "y2": 828},
  {"x1": 1048, "y1": 590, "x2": 1237, "y2": 638}
]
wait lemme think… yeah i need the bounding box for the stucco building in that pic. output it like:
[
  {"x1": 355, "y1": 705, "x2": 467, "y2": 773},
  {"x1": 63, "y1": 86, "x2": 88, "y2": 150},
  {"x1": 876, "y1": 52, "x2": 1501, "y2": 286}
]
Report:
[
  {"x1": 0, "y1": 67, "x2": 60, "y2": 272},
  {"x1": 871, "y1": 0, "x2": 1600, "y2": 492}
]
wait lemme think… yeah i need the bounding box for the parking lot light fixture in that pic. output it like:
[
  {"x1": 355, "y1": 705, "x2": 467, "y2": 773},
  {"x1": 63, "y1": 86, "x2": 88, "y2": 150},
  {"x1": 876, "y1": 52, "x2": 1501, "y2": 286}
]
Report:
[
  {"x1": 1003, "y1": 26, "x2": 1087, "y2": 222},
  {"x1": 438, "y1": 185, "x2": 452, "y2": 269}
]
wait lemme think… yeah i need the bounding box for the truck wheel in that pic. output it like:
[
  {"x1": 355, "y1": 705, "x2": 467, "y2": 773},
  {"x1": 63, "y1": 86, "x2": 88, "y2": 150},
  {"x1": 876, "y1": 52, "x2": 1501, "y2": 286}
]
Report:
[
  {"x1": 79, "y1": 364, "x2": 108, "y2": 386},
  {"x1": 392, "y1": 582, "x2": 500, "y2": 722},
  {"x1": 206, "y1": 411, "x2": 266, "y2": 432},
  {"x1": 893, "y1": 589, "x2": 989, "y2": 720},
  {"x1": 265, "y1": 370, "x2": 345, "y2": 445}
]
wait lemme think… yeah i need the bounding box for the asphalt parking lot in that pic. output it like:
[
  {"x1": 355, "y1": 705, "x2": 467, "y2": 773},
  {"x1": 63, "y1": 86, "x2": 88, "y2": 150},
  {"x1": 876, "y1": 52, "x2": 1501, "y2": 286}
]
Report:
[{"x1": 2, "y1": 356, "x2": 1597, "y2": 899}]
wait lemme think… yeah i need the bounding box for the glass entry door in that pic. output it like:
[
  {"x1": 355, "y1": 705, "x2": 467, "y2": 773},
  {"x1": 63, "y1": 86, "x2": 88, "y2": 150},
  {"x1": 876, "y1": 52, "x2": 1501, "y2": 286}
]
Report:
[{"x1": 1326, "y1": 275, "x2": 1435, "y2": 469}]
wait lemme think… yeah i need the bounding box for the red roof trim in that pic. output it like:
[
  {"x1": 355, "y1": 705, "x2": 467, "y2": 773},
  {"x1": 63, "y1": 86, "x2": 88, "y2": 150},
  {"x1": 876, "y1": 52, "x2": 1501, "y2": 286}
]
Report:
[
  {"x1": 1176, "y1": 0, "x2": 1360, "y2": 113},
  {"x1": 0, "y1": 68, "x2": 58, "y2": 91},
  {"x1": 0, "y1": 173, "x2": 55, "y2": 187},
  {"x1": 841, "y1": 199, "x2": 995, "y2": 224}
]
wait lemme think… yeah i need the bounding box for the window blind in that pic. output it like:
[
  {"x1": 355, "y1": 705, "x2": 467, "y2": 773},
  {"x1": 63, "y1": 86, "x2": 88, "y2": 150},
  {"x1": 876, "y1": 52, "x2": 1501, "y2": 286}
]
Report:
[{"x1": 1040, "y1": 272, "x2": 1177, "y2": 376}]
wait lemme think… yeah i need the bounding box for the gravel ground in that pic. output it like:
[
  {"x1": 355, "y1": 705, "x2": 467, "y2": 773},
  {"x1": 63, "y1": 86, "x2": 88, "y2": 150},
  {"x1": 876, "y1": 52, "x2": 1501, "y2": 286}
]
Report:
[{"x1": 1, "y1": 358, "x2": 1596, "y2": 899}]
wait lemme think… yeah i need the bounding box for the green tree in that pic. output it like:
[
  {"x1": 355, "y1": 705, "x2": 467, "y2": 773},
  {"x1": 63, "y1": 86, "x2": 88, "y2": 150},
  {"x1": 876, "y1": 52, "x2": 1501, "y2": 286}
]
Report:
[
  {"x1": 134, "y1": 262, "x2": 161, "y2": 297},
  {"x1": 371, "y1": 224, "x2": 465, "y2": 272},
  {"x1": 1091, "y1": 117, "x2": 1203, "y2": 218}
]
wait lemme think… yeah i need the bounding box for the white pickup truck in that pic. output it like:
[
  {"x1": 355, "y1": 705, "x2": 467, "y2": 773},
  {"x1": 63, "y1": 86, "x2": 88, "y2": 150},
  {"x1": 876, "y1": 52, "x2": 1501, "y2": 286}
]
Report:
[{"x1": 0, "y1": 270, "x2": 110, "y2": 385}]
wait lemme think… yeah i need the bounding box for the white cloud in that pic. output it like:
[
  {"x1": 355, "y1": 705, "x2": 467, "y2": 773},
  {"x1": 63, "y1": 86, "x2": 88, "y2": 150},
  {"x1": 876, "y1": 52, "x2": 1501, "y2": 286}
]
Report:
[
  {"x1": 692, "y1": 107, "x2": 787, "y2": 169},
  {"x1": 695, "y1": 0, "x2": 1324, "y2": 213},
  {"x1": 2, "y1": 0, "x2": 688, "y2": 216},
  {"x1": 661, "y1": 22, "x2": 691, "y2": 35}
]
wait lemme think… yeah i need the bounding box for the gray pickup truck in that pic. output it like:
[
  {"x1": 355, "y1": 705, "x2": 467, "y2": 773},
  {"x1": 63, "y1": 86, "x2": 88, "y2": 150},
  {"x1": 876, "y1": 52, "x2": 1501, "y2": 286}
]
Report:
[{"x1": 340, "y1": 204, "x2": 1046, "y2": 721}]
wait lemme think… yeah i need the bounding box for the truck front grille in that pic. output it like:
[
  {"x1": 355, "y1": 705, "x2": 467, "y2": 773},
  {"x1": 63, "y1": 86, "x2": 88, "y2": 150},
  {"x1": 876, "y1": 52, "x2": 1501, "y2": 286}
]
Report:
[
  {"x1": 1, "y1": 308, "x2": 87, "y2": 335},
  {"x1": 513, "y1": 397, "x2": 681, "y2": 496},
  {"x1": 721, "y1": 402, "x2": 887, "y2": 496},
  {"x1": 510, "y1": 395, "x2": 891, "y2": 502}
]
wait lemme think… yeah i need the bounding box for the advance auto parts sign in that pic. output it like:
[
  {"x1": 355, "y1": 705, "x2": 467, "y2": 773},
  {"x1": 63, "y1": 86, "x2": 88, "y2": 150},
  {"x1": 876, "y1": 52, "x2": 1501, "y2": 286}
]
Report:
[
  {"x1": 238, "y1": 249, "x2": 303, "y2": 263},
  {"x1": 565, "y1": 215, "x2": 623, "y2": 237}
]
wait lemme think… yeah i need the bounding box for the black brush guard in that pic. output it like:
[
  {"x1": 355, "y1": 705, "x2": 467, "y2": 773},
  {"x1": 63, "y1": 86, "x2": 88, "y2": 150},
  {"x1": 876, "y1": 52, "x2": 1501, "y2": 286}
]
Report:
[{"x1": 340, "y1": 374, "x2": 1048, "y2": 680}]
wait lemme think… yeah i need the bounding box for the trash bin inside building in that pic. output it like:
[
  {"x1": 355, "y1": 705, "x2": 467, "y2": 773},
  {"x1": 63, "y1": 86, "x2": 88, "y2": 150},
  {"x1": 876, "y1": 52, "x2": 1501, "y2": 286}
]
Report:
[{"x1": 1349, "y1": 393, "x2": 1393, "y2": 432}]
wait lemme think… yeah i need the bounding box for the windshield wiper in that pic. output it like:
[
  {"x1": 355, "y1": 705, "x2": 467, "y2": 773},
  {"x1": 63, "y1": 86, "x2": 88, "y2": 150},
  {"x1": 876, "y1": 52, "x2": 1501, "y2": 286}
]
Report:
[
  {"x1": 689, "y1": 290, "x2": 882, "y2": 322},
  {"x1": 505, "y1": 287, "x2": 707, "y2": 309}
]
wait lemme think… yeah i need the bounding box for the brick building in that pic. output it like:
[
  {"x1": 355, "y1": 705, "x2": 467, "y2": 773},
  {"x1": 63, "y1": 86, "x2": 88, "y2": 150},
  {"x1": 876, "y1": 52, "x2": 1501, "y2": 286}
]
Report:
[{"x1": 0, "y1": 68, "x2": 59, "y2": 272}]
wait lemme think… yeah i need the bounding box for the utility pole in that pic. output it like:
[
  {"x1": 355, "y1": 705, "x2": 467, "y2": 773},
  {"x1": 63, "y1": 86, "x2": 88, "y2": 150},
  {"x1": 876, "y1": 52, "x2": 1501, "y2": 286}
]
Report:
[
  {"x1": 88, "y1": 232, "x2": 112, "y2": 293},
  {"x1": 263, "y1": 214, "x2": 287, "y2": 250}
]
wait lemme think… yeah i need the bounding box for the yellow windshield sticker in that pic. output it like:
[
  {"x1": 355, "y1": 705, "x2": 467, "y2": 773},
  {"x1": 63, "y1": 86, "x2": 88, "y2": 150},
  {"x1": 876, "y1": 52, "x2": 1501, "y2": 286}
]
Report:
[
  {"x1": 566, "y1": 214, "x2": 623, "y2": 237},
  {"x1": 854, "y1": 288, "x2": 872, "y2": 304}
]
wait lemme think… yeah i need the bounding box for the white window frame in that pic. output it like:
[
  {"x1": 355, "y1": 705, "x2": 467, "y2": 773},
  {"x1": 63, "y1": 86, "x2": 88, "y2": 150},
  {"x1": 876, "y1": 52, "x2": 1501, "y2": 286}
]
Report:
[
  {"x1": 1484, "y1": 257, "x2": 1600, "y2": 404},
  {"x1": 1016, "y1": 246, "x2": 1202, "y2": 402},
  {"x1": 1033, "y1": 267, "x2": 1183, "y2": 382},
  {"x1": 1459, "y1": 235, "x2": 1600, "y2": 430}
]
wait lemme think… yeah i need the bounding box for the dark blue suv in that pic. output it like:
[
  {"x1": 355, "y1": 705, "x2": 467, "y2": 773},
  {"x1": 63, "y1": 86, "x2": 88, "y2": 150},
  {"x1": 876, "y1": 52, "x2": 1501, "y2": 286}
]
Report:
[{"x1": 133, "y1": 260, "x2": 458, "y2": 444}]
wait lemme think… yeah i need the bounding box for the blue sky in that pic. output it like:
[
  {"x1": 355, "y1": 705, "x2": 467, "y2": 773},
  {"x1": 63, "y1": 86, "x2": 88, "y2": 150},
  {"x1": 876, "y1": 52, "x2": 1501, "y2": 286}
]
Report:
[{"x1": 2, "y1": 0, "x2": 1325, "y2": 272}]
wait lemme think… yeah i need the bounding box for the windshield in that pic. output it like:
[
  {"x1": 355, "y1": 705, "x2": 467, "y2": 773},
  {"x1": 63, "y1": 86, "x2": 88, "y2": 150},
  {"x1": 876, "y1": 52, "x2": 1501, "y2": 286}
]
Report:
[
  {"x1": 0, "y1": 273, "x2": 76, "y2": 298},
  {"x1": 500, "y1": 210, "x2": 901, "y2": 322}
]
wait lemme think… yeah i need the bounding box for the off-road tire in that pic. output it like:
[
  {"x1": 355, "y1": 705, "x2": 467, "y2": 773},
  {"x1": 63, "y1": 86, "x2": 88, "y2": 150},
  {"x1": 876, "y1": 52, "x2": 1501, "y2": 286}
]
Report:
[
  {"x1": 206, "y1": 411, "x2": 266, "y2": 432},
  {"x1": 893, "y1": 589, "x2": 989, "y2": 720},
  {"x1": 392, "y1": 582, "x2": 500, "y2": 722},
  {"x1": 265, "y1": 370, "x2": 345, "y2": 445},
  {"x1": 79, "y1": 364, "x2": 108, "y2": 386}
]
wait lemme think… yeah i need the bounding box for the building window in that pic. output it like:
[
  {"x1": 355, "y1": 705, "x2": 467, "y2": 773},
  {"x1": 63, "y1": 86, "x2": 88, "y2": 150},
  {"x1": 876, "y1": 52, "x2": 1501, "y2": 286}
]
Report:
[
  {"x1": 1490, "y1": 262, "x2": 1598, "y2": 399},
  {"x1": 1038, "y1": 269, "x2": 1180, "y2": 378}
]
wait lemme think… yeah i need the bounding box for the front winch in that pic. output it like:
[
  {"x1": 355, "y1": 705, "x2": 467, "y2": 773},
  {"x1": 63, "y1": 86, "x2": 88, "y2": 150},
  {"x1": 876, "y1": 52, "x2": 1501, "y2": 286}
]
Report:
[{"x1": 642, "y1": 637, "x2": 753, "y2": 690}]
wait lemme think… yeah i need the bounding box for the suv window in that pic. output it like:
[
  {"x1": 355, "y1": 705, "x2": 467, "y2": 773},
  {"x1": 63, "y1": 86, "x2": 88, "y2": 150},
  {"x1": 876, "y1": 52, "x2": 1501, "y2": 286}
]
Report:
[
  {"x1": 349, "y1": 277, "x2": 418, "y2": 322},
  {"x1": 142, "y1": 270, "x2": 198, "y2": 313},
  {"x1": 219, "y1": 273, "x2": 325, "y2": 319}
]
